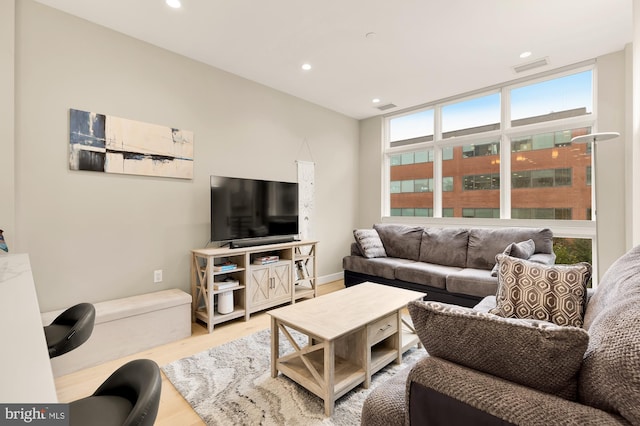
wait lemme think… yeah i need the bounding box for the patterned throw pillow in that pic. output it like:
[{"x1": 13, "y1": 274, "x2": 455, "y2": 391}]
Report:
[
  {"x1": 490, "y1": 239, "x2": 535, "y2": 277},
  {"x1": 408, "y1": 300, "x2": 589, "y2": 400},
  {"x1": 353, "y1": 229, "x2": 387, "y2": 259},
  {"x1": 489, "y1": 254, "x2": 591, "y2": 327}
]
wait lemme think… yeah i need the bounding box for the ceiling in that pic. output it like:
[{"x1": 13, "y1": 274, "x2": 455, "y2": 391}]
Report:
[{"x1": 34, "y1": 0, "x2": 632, "y2": 120}]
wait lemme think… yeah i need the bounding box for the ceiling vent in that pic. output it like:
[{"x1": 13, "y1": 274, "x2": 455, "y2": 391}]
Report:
[
  {"x1": 376, "y1": 103, "x2": 397, "y2": 111},
  {"x1": 513, "y1": 57, "x2": 549, "y2": 73}
]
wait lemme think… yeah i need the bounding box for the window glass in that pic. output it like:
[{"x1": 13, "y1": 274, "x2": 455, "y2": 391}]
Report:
[
  {"x1": 442, "y1": 146, "x2": 454, "y2": 160},
  {"x1": 442, "y1": 141, "x2": 500, "y2": 217},
  {"x1": 511, "y1": 127, "x2": 591, "y2": 220},
  {"x1": 554, "y1": 237, "x2": 592, "y2": 266},
  {"x1": 462, "y1": 208, "x2": 500, "y2": 218},
  {"x1": 442, "y1": 176, "x2": 454, "y2": 192},
  {"x1": 511, "y1": 71, "x2": 592, "y2": 126},
  {"x1": 389, "y1": 149, "x2": 434, "y2": 217},
  {"x1": 389, "y1": 109, "x2": 434, "y2": 145},
  {"x1": 390, "y1": 208, "x2": 432, "y2": 217},
  {"x1": 442, "y1": 93, "x2": 500, "y2": 138},
  {"x1": 415, "y1": 151, "x2": 429, "y2": 163},
  {"x1": 512, "y1": 208, "x2": 572, "y2": 220},
  {"x1": 462, "y1": 142, "x2": 499, "y2": 158},
  {"x1": 512, "y1": 127, "x2": 589, "y2": 152}
]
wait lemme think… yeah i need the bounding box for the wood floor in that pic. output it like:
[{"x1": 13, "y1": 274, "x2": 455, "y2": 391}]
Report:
[{"x1": 54, "y1": 280, "x2": 346, "y2": 426}]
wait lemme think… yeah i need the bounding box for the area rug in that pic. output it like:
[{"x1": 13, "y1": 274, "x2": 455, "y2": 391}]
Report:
[{"x1": 162, "y1": 328, "x2": 425, "y2": 425}]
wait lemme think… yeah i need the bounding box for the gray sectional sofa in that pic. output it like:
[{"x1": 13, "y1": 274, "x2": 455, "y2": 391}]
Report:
[
  {"x1": 343, "y1": 223, "x2": 556, "y2": 307},
  {"x1": 361, "y1": 243, "x2": 640, "y2": 426}
]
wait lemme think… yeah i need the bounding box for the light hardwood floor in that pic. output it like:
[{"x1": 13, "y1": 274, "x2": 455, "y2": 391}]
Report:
[{"x1": 54, "y1": 280, "x2": 346, "y2": 426}]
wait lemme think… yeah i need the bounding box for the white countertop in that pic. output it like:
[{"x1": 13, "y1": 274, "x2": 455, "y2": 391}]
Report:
[{"x1": 0, "y1": 253, "x2": 58, "y2": 403}]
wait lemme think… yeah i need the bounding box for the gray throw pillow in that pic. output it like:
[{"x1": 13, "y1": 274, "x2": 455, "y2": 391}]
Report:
[
  {"x1": 353, "y1": 229, "x2": 387, "y2": 259},
  {"x1": 490, "y1": 254, "x2": 591, "y2": 327},
  {"x1": 491, "y1": 239, "x2": 535, "y2": 277},
  {"x1": 408, "y1": 300, "x2": 589, "y2": 401}
]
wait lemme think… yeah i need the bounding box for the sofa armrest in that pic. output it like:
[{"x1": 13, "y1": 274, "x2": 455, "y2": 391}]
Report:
[{"x1": 406, "y1": 357, "x2": 628, "y2": 426}]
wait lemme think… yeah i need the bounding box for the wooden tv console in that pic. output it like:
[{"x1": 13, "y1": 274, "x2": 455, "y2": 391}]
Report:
[{"x1": 190, "y1": 240, "x2": 318, "y2": 333}]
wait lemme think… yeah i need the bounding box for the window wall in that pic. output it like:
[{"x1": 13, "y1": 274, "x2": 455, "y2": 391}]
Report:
[{"x1": 383, "y1": 66, "x2": 595, "y2": 260}]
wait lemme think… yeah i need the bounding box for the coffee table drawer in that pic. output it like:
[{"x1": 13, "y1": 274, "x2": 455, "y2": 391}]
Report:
[{"x1": 367, "y1": 312, "x2": 398, "y2": 345}]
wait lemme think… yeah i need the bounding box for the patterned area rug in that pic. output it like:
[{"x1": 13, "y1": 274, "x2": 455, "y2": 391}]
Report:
[{"x1": 162, "y1": 328, "x2": 425, "y2": 425}]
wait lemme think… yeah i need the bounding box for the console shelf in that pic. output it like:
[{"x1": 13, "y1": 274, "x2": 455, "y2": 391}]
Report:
[{"x1": 191, "y1": 240, "x2": 318, "y2": 333}]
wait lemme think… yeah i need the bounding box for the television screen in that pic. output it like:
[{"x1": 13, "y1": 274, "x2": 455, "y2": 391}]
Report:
[{"x1": 210, "y1": 176, "x2": 299, "y2": 244}]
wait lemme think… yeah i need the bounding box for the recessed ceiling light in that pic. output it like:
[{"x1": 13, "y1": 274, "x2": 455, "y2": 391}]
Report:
[
  {"x1": 166, "y1": 0, "x2": 181, "y2": 9},
  {"x1": 520, "y1": 51, "x2": 532, "y2": 59},
  {"x1": 301, "y1": 63, "x2": 312, "y2": 71},
  {"x1": 372, "y1": 98, "x2": 381, "y2": 103}
]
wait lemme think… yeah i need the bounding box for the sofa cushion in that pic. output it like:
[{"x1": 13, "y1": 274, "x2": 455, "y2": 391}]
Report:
[
  {"x1": 579, "y1": 245, "x2": 640, "y2": 424},
  {"x1": 473, "y1": 295, "x2": 497, "y2": 313},
  {"x1": 408, "y1": 300, "x2": 589, "y2": 400},
  {"x1": 445, "y1": 268, "x2": 498, "y2": 298},
  {"x1": 342, "y1": 256, "x2": 414, "y2": 280},
  {"x1": 489, "y1": 255, "x2": 591, "y2": 327},
  {"x1": 353, "y1": 229, "x2": 387, "y2": 258},
  {"x1": 394, "y1": 262, "x2": 462, "y2": 290},
  {"x1": 466, "y1": 228, "x2": 553, "y2": 270},
  {"x1": 374, "y1": 224, "x2": 423, "y2": 261},
  {"x1": 418, "y1": 228, "x2": 468, "y2": 268},
  {"x1": 490, "y1": 239, "x2": 535, "y2": 277}
]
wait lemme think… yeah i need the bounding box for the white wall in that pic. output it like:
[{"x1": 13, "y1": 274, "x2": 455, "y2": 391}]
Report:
[
  {"x1": 12, "y1": 0, "x2": 359, "y2": 312},
  {"x1": 358, "y1": 51, "x2": 630, "y2": 278}
]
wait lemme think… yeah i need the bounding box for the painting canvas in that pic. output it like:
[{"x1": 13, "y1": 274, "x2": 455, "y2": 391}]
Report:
[{"x1": 69, "y1": 108, "x2": 194, "y2": 179}]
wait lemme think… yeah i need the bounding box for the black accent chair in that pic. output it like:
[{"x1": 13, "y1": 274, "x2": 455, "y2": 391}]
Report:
[
  {"x1": 69, "y1": 359, "x2": 162, "y2": 426},
  {"x1": 44, "y1": 303, "x2": 96, "y2": 358}
]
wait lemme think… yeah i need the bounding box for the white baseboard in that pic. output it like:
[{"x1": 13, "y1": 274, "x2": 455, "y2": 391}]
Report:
[{"x1": 317, "y1": 271, "x2": 344, "y2": 285}]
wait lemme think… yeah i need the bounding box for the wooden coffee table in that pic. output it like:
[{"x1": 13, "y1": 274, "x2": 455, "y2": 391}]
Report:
[{"x1": 268, "y1": 282, "x2": 426, "y2": 416}]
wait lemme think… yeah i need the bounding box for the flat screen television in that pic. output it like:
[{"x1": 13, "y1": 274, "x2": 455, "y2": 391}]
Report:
[{"x1": 210, "y1": 175, "x2": 299, "y2": 247}]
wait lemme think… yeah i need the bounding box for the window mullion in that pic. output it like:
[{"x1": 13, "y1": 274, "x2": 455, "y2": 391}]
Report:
[
  {"x1": 433, "y1": 106, "x2": 443, "y2": 217},
  {"x1": 433, "y1": 147, "x2": 442, "y2": 218},
  {"x1": 501, "y1": 86, "x2": 511, "y2": 219}
]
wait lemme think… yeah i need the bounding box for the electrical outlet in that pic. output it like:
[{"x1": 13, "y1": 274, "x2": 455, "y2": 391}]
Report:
[{"x1": 154, "y1": 269, "x2": 163, "y2": 283}]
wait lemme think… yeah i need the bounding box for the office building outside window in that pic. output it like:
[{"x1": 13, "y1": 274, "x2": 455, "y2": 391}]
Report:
[{"x1": 385, "y1": 68, "x2": 593, "y2": 221}]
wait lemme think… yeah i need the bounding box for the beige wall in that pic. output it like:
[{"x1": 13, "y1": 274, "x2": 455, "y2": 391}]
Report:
[
  {"x1": 12, "y1": 0, "x2": 359, "y2": 312},
  {"x1": 0, "y1": 0, "x2": 15, "y2": 247},
  {"x1": 631, "y1": 0, "x2": 640, "y2": 247},
  {"x1": 357, "y1": 51, "x2": 630, "y2": 278},
  {"x1": 595, "y1": 50, "x2": 627, "y2": 274},
  {"x1": 357, "y1": 116, "x2": 383, "y2": 228}
]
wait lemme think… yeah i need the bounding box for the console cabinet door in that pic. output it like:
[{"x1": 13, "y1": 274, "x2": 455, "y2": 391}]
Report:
[
  {"x1": 271, "y1": 262, "x2": 291, "y2": 300},
  {"x1": 249, "y1": 266, "x2": 271, "y2": 306}
]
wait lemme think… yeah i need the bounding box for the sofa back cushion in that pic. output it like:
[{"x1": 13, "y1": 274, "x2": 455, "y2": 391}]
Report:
[
  {"x1": 419, "y1": 228, "x2": 468, "y2": 268},
  {"x1": 373, "y1": 224, "x2": 423, "y2": 261},
  {"x1": 579, "y1": 245, "x2": 640, "y2": 424},
  {"x1": 466, "y1": 228, "x2": 553, "y2": 270}
]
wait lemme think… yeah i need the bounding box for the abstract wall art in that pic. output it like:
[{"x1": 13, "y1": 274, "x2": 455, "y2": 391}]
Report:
[{"x1": 69, "y1": 108, "x2": 194, "y2": 179}]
